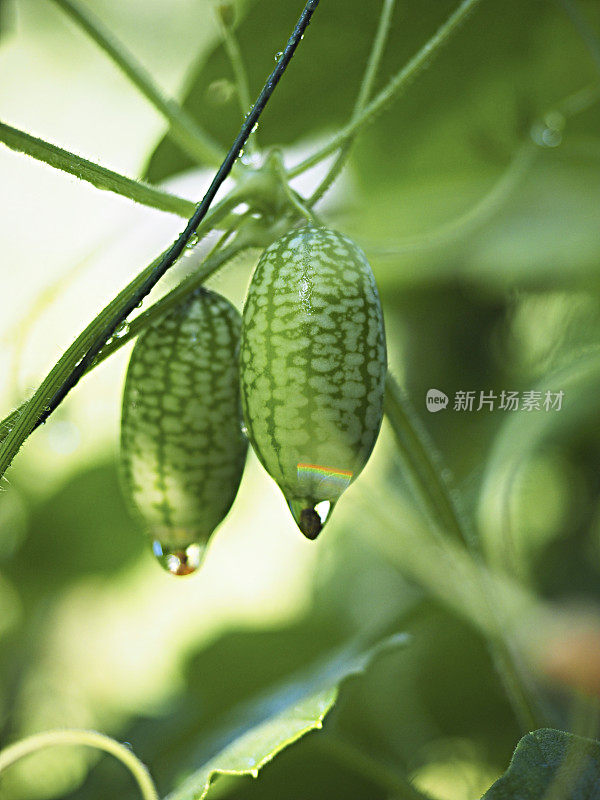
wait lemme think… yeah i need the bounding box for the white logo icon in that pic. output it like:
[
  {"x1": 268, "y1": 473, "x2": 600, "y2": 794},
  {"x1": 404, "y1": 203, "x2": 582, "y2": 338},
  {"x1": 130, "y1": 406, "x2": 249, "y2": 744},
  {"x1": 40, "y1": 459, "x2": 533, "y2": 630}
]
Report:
[{"x1": 426, "y1": 389, "x2": 448, "y2": 412}]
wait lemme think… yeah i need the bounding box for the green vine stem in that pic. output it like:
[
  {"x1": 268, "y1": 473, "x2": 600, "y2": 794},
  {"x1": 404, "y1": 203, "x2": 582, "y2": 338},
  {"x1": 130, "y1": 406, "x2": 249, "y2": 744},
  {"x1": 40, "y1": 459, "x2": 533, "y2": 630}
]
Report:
[
  {"x1": 0, "y1": 0, "x2": 321, "y2": 478},
  {"x1": 289, "y1": 0, "x2": 484, "y2": 179},
  {"x1": 51, "y1": 0, "x2": 224, "y2": 168},
  {"x1": 309, "y1": 0, "x2": 396, "y2": 205},
  {"x1": 0, "y1": 121, "x2": 196, "y2": 217},
  {"x1": 94, "y1": 240, "x2": 250, "y2": 365},
  {"x1": 217, "y1": 8, "x2": 259, "y2": 156},
  {"x1": 556, "y1": 0, "x2": 600, "y2": 76},
  {"x1": 0, "y1": 241, "x2": 243, "y2": 450},
  {"x1": 368, "y1": 142, "x2": 536, "y2": 255},
  {"x1": 314, "y1": 734, "x2": 432, "y2": 800},
  {"x1": 0, "y1": 729, "x2": 159, "y2": 800},
  {"x1": 383, "y1": 373, "x2": 471, "y2": 547},
  {"x1": 383, "y1": 374, "x2": 548, "y2": 732},
  {"x1": 0, "y1": 230, "x2": 248, "y2": 469}
]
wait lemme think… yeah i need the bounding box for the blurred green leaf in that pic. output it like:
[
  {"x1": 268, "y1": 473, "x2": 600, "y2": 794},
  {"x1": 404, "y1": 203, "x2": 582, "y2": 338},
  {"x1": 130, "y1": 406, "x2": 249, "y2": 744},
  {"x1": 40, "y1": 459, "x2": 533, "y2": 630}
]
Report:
[
  {"x1": 164, "y1": 633, "x2": 408, "y2": 800},
  {"x1": 8, "y1": 462, "x2": 145, "y2": 591},
  {"x1": 482, "y1": 728, "x2": 600, "y2": 799}
]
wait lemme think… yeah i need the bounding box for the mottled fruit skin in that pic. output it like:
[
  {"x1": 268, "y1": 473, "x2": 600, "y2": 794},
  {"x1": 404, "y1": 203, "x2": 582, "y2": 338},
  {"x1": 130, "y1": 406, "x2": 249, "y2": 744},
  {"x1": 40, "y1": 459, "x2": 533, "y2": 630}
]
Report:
[
  {"x1": 120, "y1": 289, "x2": 247, "y2": 553},
  {"x1": 240, "y1": 225, "x2": 387, "y2": 537}
]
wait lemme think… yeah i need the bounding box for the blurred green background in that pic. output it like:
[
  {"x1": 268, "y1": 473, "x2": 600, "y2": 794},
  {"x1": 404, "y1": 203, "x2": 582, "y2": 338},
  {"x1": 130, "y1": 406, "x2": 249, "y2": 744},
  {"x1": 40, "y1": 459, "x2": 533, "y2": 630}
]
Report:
[{"x1": 1, "y1": 0, "x2": 600, "y2": 798}]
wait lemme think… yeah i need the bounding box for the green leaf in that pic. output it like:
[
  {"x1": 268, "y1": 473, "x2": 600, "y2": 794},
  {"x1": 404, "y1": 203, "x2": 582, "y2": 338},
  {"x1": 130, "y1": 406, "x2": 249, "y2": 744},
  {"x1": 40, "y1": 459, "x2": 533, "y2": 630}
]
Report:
[
  {"x1": 482, "y1": 728, "x2": 600, "y2": 799},
  {"x1": 164, "y1": 633, "x2": 409, "y2": 800}
]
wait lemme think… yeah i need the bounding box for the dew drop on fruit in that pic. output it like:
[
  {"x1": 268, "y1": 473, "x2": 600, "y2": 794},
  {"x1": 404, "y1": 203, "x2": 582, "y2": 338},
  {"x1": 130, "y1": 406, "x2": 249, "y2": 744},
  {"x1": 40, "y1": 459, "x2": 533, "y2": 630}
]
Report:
[
  {"x1": 152, "y1": 540, "x2": 204, "y2": 576},
  {"x1": 287, "y1": 497, "x2": 333, "y2": 540}
]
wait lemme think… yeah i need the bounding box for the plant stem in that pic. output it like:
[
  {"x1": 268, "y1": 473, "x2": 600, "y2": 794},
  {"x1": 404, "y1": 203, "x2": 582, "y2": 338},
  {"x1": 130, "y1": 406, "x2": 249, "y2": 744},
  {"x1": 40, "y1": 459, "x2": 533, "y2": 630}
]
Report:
[
  {"x1": 0, "y1": 729, "x2": 158, "y2": 800},
  {"x1": 370, "y1": 143, "x2": 536, "y2": 255},
  {"x1": 51, "y1": 0, "x2": 224, "y2": 167},
  {"x1": 0, "y1": 200, "x2": 232, "y2": 472},
  {"x1": 94, "y1": 241, "x2": 248, "y2": 365},
  {"x1": 0, "y1": 0, "x2": 320, "y2": 478},
  {"x1": 383, "y1": 374, "x2": 547, "y2": 732},
  {"x1": 556, "y1": 0, "x2": 600, "y2": 76},
  {"x1": 0, "y1": 241, "x2": 247, "y2": 454},
  {"x1": 315, "y1": 735, "x2": 431, "y2": 800},
  {"x1": 384, "y1": 374, "x2": 470, "y2": 546},
  {"x1": 218, "y1": 14, "x2": 259, "y2": 155},
  {"x1": 290, "y1": 0, "x2": 484, "y2": 178},
  {"x1": 40, "y1": 0, "x2": 321, "y2": 423},
  {"x1": 0, "y1": 121, "x2": 196, "y2": 217},
  {"x1": 310, "y1": 0, "x2": 396, "y2": 205}
]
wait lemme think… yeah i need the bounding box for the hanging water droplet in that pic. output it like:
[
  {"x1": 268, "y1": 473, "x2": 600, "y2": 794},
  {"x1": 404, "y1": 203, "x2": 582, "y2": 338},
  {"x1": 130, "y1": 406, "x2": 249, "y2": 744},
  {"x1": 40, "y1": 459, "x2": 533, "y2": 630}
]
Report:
[
  {"x1": 152, "y1": 540, "x2": 204, "y2": 576},
  {"x1": 186, "y1": 232, "x2": 200, "y2": 249},
  {"x1": 113, "y1": 321, "x2": 130, "y2": 339},
  {"x1": 250, "y1": 769, "x2": 259, "y2": 779},
  {"x1": 274, "y1": 50, "x2": 283, "y2": 61},
  {"x1": 240, "y1": 422, "x2": 249, "y2": 438},
  {"x1": 237, "y1": 148, "x2": 245, "y2": 159},
  {"x1": 286, "y1": 497, "x2": 334, "y2": 540},
  {"x1": 531, "y1": 111, "x2": 565, "y2": 149},
  {"x1": 241, "y1": 152, "x2": 261, "y2": 167}
]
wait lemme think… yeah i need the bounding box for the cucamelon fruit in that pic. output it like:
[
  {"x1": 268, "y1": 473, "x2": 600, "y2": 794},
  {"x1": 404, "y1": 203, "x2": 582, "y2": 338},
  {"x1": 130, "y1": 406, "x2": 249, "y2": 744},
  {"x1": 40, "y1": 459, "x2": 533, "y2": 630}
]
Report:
[
  {"x1": 240, "y1": 225, "x2": 387, "y2": 539},
  {"x1": 120, "y1": 289, "x2": 247, "y2": 575}
]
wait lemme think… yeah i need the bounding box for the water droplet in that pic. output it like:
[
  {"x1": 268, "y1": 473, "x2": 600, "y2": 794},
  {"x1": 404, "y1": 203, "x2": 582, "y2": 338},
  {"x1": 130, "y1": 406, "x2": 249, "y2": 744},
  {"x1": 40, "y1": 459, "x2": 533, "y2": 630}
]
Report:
[
  {"x1": 240, "y1": 422, "x2": 249, "y2": 437},
  {"x1": 250, "y1": 769, "x2": 259, "y2": 779},
  {"x1": 241, "y1": 152, "x2": 261, "y2": 167},
  {"x1": 274, "y1": 50, "x2": 283, "y2": 61},
  {"x1": 152, "y1": 540, "x2": 204, "y2": 576},
  {"x1": 287, "y1": 497, "x2": 334, "y2": 540},
  {"x1": 238, "y1": 148, "x2": 245, "y2": 158},
  {"x1": 186, "y1": 232, "x2": 200, "y2": 249},
  {"x1": 531, "y1": 116, "x2": 564, "y2": 149},
  {"x1": 122, "y1": 741, "x2": 133, "y2": 751},
  {"x1": 206, "y1": 78, "x2": 235, "y2": 106},
  {"x1": 113, "y1": 321, "x2": 130, "y2": 339}
]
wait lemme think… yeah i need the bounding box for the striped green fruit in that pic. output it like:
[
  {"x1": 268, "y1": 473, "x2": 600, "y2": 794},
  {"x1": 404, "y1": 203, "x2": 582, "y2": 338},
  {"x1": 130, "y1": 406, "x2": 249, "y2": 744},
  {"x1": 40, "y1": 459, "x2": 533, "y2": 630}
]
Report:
[
  {"x1": 120, "y1": 289, "x2": 247, "y2": 575},
  {"x1": 240, "y1": 225, "x2": 387, "y2": 539}
]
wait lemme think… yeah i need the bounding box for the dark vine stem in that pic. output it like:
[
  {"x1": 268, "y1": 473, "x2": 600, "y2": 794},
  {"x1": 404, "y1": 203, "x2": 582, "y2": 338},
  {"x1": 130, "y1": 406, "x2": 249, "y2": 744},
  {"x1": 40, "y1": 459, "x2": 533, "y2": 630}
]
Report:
[
  {"x1": 0, "y1": 0, "x2": 320, "y2": 477},
  {"x1": 44, "y1": 0, "x2": 320, "y2": 417}
]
